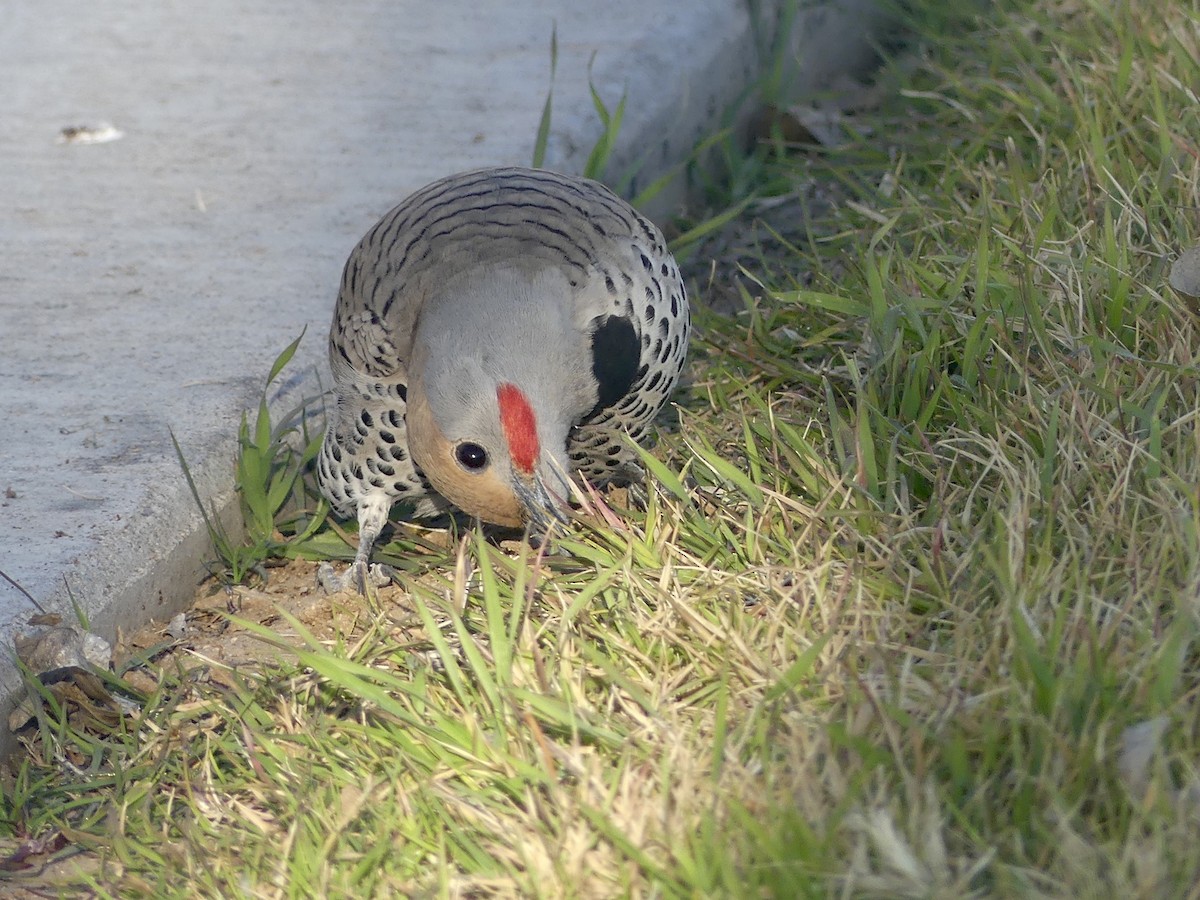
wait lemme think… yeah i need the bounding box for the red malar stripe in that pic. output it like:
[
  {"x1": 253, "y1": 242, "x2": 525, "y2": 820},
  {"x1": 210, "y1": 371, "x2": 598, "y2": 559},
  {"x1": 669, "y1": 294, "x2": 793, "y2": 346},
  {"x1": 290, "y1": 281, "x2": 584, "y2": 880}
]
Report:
[{"x1": 496, "y1": 383, "x2": 539, "y2": 474}]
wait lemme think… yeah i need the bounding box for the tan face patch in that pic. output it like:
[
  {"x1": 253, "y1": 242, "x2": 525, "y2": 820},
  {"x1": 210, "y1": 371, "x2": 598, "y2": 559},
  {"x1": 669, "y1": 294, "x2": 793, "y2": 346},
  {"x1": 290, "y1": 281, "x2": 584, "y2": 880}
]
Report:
[{"x1": 405, "y1": 381, "x2": 525, "y2": 527}]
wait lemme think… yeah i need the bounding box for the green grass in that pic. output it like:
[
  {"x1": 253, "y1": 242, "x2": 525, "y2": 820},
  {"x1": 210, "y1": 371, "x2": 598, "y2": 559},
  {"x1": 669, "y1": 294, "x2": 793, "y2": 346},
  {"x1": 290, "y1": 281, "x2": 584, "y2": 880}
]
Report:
[
  {"x1": 173, "y1": 331, "x2": 334, "y2": 587},
  {"x1": 6, "y1": 0, "x2": 1200, "y2": 894}
]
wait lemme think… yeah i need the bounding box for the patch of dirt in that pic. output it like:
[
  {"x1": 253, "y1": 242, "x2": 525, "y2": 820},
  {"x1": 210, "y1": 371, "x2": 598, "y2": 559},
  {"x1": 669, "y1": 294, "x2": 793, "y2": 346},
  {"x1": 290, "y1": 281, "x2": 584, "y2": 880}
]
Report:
[
  {"x1": 118, "y1": 487, "x2": 634, "y2": 681},
  {"x1": 116, "y1": 557, "x2": 425, "y2": 681}
]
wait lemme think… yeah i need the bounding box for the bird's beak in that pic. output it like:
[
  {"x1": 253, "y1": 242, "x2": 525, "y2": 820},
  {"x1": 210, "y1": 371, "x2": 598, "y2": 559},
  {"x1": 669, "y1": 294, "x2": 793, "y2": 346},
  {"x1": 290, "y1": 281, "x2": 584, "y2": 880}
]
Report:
[{"x1": 513, "y1": 465, "x2": 572, "y2": 534}]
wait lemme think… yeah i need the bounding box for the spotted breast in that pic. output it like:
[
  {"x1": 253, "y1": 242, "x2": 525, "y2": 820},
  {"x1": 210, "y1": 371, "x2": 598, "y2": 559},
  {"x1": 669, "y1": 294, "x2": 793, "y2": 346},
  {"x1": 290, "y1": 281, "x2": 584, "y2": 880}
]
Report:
[{"x1": 316, "y1": 166, "x2": 690, "y2": 591}]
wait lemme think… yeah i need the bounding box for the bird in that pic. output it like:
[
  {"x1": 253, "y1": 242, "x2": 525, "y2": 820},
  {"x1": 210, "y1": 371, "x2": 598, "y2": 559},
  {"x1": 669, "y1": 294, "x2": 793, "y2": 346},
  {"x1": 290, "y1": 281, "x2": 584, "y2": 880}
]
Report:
[{"x1": 315, "y1": 166, "x2": 690, "y2": 592}]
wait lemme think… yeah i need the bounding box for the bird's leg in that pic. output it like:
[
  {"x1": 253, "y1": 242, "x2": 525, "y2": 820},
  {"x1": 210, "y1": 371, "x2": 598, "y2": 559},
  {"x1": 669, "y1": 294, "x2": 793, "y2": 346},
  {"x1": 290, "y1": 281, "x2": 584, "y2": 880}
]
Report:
[
  {"x1": 622, "y1": 479, "x2": 649, "y2": 511},
  {"x1": 525, "y1": 520, "x2": 569, "y2": 556},
  {"x1": 610, "y1": 460, "x2": 649, "y2": 511},
  {"x1": 348, "y1": 509, "x2": 385, "y2": 594},
  {"x1": 317, "y1": 495, "x2": 394, "y2": 593}
]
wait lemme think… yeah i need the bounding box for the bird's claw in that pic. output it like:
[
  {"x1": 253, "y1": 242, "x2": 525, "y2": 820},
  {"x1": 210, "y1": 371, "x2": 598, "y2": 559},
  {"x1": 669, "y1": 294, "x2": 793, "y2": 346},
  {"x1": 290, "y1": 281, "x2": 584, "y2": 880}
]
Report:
[
  {"x1": 623, "y1": 481, "x2": 649, "y2": 511},
  {"x1": 317, "y1": 561, "x2": 394, "y2": 594}
]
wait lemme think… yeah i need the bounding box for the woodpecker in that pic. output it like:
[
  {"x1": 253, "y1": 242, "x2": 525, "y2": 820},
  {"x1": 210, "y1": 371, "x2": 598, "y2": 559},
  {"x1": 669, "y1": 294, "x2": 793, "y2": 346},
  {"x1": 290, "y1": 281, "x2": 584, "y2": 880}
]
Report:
[{"x1": 316, "y1": 167, "x2": 690, "y2": 591}]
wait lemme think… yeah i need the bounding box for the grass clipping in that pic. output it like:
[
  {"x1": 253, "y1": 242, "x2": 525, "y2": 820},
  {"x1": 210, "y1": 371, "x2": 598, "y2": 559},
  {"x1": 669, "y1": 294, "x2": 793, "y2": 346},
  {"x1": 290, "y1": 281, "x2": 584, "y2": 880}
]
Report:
[{"x1": 6, "y1": 0, "x2": 1200, "y2": 895}]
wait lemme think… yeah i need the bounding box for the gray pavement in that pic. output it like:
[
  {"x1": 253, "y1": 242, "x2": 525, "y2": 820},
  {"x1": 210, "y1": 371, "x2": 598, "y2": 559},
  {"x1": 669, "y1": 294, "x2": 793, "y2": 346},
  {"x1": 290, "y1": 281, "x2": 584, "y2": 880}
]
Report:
[{"x1": 0, "y1": 0, "x2": 886, "y2": 746}]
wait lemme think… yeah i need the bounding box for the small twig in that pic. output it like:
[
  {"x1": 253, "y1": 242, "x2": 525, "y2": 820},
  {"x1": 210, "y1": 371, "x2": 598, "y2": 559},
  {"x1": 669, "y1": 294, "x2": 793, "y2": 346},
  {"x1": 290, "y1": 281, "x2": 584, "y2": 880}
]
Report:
[
  {"x1": 62, "y1": 485, "x2": 105, "y2": 501},
  {"x1": 0, "y1": 565, "x2": 46, "y2": 613}
]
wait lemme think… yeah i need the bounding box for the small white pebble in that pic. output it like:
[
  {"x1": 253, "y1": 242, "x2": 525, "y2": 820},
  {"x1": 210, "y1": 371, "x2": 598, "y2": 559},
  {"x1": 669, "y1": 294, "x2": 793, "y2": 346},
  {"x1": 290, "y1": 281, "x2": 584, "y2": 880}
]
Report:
[
  {"x1": 58, "y1": 123, "x2": 124, "y2": 145},
  {"x1": 165, "y1": 613, "x2": 188, "y2": 639}
]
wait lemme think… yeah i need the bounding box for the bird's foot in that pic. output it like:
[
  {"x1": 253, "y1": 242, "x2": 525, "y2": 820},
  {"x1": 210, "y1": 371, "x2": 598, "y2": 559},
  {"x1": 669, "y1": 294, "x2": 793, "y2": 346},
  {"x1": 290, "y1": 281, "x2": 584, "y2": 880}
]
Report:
[
  {"x1": 526, "y1": 523, "x2": 573, "y2": 557},
  {"x1": 619, "y1": 481, "x2": 648, "y2": 512},
  {"x1": 605, "y1": 463, "x2": 649, "y2": 511},
  {"x1": 317, "y1": 560, "x2": 394, "y2": 594}
]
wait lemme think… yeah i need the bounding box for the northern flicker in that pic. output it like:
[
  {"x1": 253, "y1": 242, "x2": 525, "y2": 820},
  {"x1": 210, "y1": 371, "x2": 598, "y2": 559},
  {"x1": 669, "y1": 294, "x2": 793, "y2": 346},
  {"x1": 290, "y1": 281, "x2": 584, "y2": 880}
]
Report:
[{"x1": 316, "y1": 166, "x2": 690, "y2": 591}]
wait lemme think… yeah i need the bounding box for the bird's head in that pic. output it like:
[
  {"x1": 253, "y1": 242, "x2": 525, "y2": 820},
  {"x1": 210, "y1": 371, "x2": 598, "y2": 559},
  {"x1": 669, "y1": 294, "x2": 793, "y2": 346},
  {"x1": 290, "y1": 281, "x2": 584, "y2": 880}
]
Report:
[{"x1": 406, "y1": 374, "x2": 574, "y2": 531}]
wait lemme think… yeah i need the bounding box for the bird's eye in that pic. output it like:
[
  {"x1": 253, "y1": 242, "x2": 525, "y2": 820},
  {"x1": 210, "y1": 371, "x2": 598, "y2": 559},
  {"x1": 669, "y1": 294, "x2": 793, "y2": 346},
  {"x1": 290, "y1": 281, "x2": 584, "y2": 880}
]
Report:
[{"x1": 455, "y1": 442, "x2": 489, "y2": 472}]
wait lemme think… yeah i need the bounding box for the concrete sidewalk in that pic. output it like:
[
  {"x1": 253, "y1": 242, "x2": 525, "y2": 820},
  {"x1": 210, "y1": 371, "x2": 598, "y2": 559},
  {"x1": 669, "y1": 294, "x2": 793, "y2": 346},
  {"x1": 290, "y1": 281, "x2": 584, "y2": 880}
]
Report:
[{"x1": 0, "y1": 0, "x2": 885, "y2": 743}]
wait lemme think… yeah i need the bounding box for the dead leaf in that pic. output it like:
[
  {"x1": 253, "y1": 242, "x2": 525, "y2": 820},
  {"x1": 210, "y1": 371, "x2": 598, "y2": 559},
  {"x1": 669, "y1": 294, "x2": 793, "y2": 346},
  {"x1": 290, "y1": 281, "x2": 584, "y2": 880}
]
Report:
[
  {"x1": 1118, "y1": 716, "x2": 1200, "y2": 818},
  {"x1": 14, "y1": 624, "x2": 111, "y2": 675},
  {"x1": 0, "y1": 830, "x2": 68, "y2": 871},
  {"x1": 1118, "y1": 716, "x2": 1167, "y2": 802},
  {"x1": 1169, "y1": 244, "x2": 1200, "y2": 302},
  {"x1": 8, "y1": 675, "x2": 125, "y2": 733},
  {"x1": 10, "y1": 626, "x2": 122, "y2": 733},
  {"x1": 753, "y1": 104, "x2": 849, "y2": 148}
]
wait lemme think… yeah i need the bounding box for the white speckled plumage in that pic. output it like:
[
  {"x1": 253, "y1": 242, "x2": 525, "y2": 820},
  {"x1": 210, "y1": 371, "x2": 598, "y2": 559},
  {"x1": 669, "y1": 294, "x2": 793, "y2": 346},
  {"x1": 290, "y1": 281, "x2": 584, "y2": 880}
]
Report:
[{"x1": 316, "y1": 166, "x2": 690, "y2": 591}]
